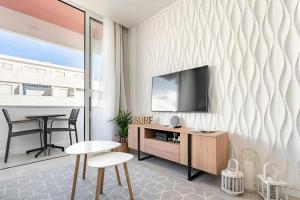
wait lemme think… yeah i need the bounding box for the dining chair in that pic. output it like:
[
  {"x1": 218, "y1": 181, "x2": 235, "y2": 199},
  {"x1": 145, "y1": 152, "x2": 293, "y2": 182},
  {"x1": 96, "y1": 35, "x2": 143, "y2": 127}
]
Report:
[
  {"x1": 47, "y1": 109, "x2": 80, "y2": 155},
  {"x1": 2, "y1": 109, "x2": 43, "y2": 163}
]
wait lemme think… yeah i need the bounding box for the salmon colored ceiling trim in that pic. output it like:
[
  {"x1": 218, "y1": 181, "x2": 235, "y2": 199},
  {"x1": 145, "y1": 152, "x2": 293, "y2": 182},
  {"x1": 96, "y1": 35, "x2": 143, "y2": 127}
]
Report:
[{"x1": 0, "y1": 0, "x2": 84, "y2": 34}]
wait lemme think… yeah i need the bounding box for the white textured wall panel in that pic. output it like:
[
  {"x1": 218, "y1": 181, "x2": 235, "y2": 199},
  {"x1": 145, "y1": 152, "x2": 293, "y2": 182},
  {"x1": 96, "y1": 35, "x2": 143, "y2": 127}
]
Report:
[{"x1": 131, "y1": 0, "x2": 300, "y2": 191}]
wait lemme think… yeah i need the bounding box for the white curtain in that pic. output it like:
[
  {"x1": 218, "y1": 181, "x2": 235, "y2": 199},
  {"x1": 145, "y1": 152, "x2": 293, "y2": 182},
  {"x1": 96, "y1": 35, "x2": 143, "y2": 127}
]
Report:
[
  {"x1": 115, "y1": 24, "x2": 127, "y2": 111},
  {"x1": 92, "y1": 19, "x2": 127, "y2": 140}
]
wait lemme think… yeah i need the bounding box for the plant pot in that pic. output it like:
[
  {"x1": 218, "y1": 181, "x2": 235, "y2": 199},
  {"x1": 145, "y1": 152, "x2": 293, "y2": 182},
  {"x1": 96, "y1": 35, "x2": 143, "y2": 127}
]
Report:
[{"x1": 114, "y1": 142, "x2": 129, "y2": 152}]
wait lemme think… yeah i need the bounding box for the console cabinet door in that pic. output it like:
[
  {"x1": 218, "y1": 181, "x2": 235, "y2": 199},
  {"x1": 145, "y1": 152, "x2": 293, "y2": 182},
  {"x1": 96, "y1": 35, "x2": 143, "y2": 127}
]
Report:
[
  {"x1": 179, "y1": 133, "x2": 188, "y2": 165},
  {"x1": 128, "y1": 126, "x2": 137, "y2": 150},
  {"x1": 128, "y1": 126, "x2": 145, "y2": 151},
  {"x1": 192, "y1": 135, "x2": 217, "y2": 175}
]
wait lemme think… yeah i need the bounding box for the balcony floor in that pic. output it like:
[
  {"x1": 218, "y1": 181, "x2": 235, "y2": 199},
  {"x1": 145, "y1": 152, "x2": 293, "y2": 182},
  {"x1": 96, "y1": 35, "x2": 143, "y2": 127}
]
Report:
[{"x1": 0, "y1": 148, "x2": 66, "y2": 170}]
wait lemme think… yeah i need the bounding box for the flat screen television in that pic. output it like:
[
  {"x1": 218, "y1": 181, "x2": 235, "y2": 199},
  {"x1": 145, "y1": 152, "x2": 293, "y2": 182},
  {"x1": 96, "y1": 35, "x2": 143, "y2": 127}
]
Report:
[{"x1": 151, "y1": 65, "x2": 209, "y2": 112}]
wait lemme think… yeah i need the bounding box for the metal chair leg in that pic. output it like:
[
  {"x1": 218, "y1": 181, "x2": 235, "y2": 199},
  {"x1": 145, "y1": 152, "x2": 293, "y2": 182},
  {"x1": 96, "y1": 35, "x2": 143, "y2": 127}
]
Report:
[
  {"x1": 69, "y1": 132, "x2": 72, "y2": 145},
  {"x1": 74, "y1": 124, "x2": 78, "y2": 143},
  {"x1": 48, "y1": 133, "x2": 52, "y2": 156},
  {"x1": 43, "y1": 132, "x2": 47, "y2": 156},
  {"x1": 68, "y1": 123, "x2": 72, "y2": 145},
  {"x1": 4, "y1": 134, "x2": 11, "y2": 163},
  {"x1": 39, "y1": 132, "x2": 43, "y2": 148}
]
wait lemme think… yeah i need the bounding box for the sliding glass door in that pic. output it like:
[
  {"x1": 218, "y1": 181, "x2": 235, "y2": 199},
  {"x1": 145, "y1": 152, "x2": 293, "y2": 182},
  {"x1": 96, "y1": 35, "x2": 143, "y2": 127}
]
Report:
[
  {"x1": 58, "y1": 1, "x2": 104, "y2": 141},
  {"x1": 0, "y1": 0, "x2": 103, "y2": 167},
  {"x1": 0, "y1": 0, "x2": 86, "y2": 168}
]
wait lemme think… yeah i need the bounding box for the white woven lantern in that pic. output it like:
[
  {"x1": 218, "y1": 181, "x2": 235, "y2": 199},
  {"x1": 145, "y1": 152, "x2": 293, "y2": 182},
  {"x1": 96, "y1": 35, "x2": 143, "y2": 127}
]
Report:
[
  {"x1": 257, "y1": 162, "x2": 288, "y2": 200},
  {"x1": 221, "y1": 158, "x2": 245, "y2": 195}
]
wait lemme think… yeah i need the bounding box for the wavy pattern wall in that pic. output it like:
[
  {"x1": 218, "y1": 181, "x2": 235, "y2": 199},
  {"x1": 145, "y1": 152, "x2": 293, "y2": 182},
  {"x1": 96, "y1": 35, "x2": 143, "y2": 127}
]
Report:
[{"x1": 131, "y1": 0, "x2": 300, "y2": 190}]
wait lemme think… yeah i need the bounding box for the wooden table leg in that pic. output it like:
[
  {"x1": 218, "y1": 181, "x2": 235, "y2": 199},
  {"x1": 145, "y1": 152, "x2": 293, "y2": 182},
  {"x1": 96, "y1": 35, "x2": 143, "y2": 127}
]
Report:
[
  {"x1": 83, "y1": 154, "x2": 87, "y2": 180},
  {"x1": 123, "y1": 163, "x2": 134, "y2": 200},
  {"x1": 100, "y1": 168, "x2": 105, "y2": 194},
  {"x1": 71, "y1": 155, "x2": 80, "y2": 200},
  {"x1": 95, "y1": 168, "x2": 102, "y2": 200},
  {"x1": 115, "y1": 165, "x2": 121, "y2": 185}
]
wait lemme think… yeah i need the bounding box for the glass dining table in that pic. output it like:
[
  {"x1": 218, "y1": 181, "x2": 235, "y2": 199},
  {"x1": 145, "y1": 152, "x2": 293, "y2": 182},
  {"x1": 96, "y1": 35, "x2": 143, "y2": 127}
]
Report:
[{"x1": 25, "y1": 114, "x2": 66, "y2": 157}]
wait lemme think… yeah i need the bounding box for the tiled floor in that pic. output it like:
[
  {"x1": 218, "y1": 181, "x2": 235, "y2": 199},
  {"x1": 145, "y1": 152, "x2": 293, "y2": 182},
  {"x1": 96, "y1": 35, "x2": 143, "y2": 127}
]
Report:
[
  {"x1": 0, "y1": 153, "x2": 297, "y2": 200},
  {"x1": 137, "y1": 155, "x2": 259, "y2": 200},
  {"x1": 0, "y1": 156, "x2": 227, "y2": 200}
]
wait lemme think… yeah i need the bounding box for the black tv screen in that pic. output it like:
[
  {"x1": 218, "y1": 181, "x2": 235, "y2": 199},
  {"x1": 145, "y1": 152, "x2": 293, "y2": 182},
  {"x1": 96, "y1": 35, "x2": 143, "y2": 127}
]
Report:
[{"x1": 151, "y1": 65, "x2": 209, "y2": 112}]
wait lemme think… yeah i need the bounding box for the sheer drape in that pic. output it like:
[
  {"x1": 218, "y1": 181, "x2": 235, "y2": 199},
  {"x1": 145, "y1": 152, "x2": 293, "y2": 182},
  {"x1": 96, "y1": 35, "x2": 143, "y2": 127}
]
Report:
[
  {"x1": 115, "y1": 24, "x2": 127, "y2": 111},
  {"x1": 92, "y1": 19, "x2": 127, "y2": 140}
]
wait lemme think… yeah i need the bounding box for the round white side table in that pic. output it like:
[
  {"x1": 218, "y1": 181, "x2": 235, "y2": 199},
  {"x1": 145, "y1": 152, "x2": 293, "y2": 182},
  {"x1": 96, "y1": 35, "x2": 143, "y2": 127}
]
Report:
[
  {"x1": 66, "y1": 141, "x2": 120, "y2": 200},
  {"x1": 88, "y1": 152, "x2": 134, "y2": 200}
]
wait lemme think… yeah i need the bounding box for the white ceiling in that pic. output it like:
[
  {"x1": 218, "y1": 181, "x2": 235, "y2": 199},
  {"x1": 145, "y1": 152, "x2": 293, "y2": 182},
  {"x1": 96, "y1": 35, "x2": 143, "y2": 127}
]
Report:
[{"x1": 69, "y1": 0, "x2": 178, "y2": 28}]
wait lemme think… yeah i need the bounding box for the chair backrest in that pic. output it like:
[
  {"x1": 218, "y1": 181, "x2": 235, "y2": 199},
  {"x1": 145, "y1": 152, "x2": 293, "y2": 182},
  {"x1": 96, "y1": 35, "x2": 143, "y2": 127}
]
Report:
[
  {"x1": 69, "y1": 109, "x2": 80, "y2": 125},
  {"x1": 2, "y1": 109, "x2": 12, "y2": 124}
]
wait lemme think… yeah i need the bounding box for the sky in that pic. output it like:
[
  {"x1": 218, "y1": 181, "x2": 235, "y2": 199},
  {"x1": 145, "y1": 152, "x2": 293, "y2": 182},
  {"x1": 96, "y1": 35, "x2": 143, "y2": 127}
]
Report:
[{"x1": 0, "y1": 29, "x2": 84, "y2": 69}]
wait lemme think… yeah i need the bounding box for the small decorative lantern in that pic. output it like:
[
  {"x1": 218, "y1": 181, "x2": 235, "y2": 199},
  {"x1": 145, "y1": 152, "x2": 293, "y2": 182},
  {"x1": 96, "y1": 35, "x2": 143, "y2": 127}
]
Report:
[
  {"x1": 257, "y1": 162, "x2": 288, "y2": 200},
  {"x1": 221, "y1": 158, "x2": 245, "y2": 195}
]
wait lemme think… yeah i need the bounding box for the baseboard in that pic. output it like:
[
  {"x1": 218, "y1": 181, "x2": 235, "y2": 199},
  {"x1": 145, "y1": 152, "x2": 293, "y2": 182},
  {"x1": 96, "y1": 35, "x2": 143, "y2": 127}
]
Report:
[{"x1": 288, "y1": 188, "x2": 300, "y2": 199}]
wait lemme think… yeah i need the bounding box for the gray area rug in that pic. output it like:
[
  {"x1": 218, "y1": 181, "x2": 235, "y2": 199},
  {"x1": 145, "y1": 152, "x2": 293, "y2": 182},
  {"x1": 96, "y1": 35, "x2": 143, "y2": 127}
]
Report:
[{"x1": 0, "y1": 160, "x2": 225, "y2": 200}]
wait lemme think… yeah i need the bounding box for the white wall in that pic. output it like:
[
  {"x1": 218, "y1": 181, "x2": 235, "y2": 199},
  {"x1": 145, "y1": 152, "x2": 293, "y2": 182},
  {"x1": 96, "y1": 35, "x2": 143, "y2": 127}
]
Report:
[
  {"x1": 129, "y1": 0, "x2": 300, "y2": 194},
  {"x1": 0, "y1": 107, "x2": 84, "y2": 156}
]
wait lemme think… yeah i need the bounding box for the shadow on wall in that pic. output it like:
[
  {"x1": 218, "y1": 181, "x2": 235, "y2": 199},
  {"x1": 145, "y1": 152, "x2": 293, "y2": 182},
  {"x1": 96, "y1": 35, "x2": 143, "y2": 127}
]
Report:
[
  {"x1": 228, "y1": 132, "x2": 292, "y2": 187},
  {"x1": 208, "y1": 64, "x2": 218, "y2": 114}
]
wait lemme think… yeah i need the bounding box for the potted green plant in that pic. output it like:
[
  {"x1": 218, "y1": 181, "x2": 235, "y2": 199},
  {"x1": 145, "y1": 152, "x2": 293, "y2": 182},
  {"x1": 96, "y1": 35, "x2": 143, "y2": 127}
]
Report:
[{"x1": 111, "y1": 110, "x2": 133, "y2": 152}]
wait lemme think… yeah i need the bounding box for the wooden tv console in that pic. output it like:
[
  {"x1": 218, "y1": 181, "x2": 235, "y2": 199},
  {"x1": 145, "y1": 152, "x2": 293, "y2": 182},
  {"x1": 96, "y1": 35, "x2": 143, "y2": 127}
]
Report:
[{"x1": 128, "y1": 124, "x2": 229, "y2": 180}]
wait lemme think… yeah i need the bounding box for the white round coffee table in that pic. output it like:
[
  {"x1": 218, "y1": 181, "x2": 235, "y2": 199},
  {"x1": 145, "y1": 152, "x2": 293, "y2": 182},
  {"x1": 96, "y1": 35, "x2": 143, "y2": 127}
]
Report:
[{"x1": 66, "y1": 141, "x2": 120, "y2": 200}]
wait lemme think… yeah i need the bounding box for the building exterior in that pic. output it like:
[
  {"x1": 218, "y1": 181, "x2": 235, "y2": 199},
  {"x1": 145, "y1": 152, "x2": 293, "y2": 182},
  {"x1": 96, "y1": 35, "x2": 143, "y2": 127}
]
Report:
[{"x1": 0, "y1": 54, "x2": 101, "y2": 107}]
